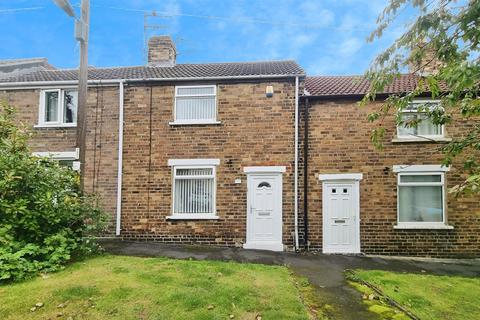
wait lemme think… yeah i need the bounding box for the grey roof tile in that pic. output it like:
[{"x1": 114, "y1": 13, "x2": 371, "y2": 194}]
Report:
[{"x1": 0, "y1": 60, "x2": 304, "y2": 83}]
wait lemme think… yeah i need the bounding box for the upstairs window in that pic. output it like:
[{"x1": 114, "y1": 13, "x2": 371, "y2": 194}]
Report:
[
  {"x1": 173, "y1": 85, "x2": 217, "y2": 124},
  {"x1": 397, "y1": 100, "x2": 444, "y2": 139},
  {"x1": 39, "y1": 89, "x2": 77, "y2": 127}
]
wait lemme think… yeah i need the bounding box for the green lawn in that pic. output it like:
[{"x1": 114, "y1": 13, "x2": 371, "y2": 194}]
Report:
[
  {"x1": 353, "y1": 269, "x2": 480, "y2": 320},
  {"x1": 0, "y1": 255, "x2": 312, "y2": 320}
]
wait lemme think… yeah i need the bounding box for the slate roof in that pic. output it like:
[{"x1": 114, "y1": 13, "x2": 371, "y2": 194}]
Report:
[
  {"x1": 305, "y1": 74, "x2": 447, "y2": 97},
  {"x1": 0, "y1": 60, "x2": 304, "y2": 84}
]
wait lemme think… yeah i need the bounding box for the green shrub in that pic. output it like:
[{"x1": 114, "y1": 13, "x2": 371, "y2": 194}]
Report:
[{"x1": 0, "y1": 103, "x2": 108, "y2": 283}]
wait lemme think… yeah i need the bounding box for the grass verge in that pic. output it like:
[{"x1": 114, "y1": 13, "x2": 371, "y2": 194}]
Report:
[
  {"x1": 350, "y1": 269, "x2": 480, "y2": 320},
  {"x1": 0, "y1": 255, "x2": 313, "y2": 320}
]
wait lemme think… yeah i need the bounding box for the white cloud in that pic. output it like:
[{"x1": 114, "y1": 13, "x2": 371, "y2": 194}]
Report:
[
  {"x1": 338, "y1": 38, "x2": 363, "y2": 57},
  {"x1": 299, "y1": 1, "x2": 335, "y2": 26}
]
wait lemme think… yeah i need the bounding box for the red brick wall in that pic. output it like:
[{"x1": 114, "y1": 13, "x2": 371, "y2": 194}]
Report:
[
  {"x1": 4, "y1": 83, "x2": 478, "y2": 257},
  {"x1": 302, "y1": 98, "x2": 480, "y2": 257},
  {"x1": 120, "y1": 80, "x2": 297, "y2": 249},
  {"x1": 0, "y1": 87, "x2": 120, "y2": 232}
]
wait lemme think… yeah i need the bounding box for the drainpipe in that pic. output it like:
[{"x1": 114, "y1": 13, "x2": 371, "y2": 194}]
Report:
[
  {"x1": 303, "y1": 97, "x2": 309, "y2": 250},
  {"x1": 294, "y1": 77, "x2": 299, "y2": 250},
  {"x1": 115, "y1": 80, "x2": 125, "y2": 236}
]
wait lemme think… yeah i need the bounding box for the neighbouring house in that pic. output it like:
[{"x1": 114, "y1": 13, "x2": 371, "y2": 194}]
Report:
[
  {"x1": 0, "y1": 57, "x2": 55, "y2": 80},
  {"x1": 0, "y1": 36, "x2": 478, "y2": 257}
]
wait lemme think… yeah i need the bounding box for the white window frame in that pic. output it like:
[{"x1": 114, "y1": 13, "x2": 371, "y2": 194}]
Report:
[
  {"x1": 170, "y1": 85, "x2": 219, "y2": 125},
  {"x1": 395, "y1": 99, "x2": 445, "y2": 141},
  {"x1": 37, "y1": 89, "x2": 77, "y2": 127},
  {"x1": 393, "y1": 165, "x2": 452, "y2": 229},
  {"x1": 33, "y1": 149, "x2": 80, "y2": 171},
  {"x1": 167, "y1": 159, "x2": 219, "y2": 220}
]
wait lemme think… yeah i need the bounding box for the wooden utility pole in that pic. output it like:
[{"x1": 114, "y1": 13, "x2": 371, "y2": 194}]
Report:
[{"x1": 76, "y1": 0, "x2": 89, "y2": 190}]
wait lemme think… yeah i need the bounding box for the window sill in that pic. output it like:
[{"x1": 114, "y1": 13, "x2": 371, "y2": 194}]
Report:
[
  {"x1": 169, "y1": 121, "x2": 221, "y2": 126},
  {"x1": 34, "y1": 124, "x2": 77, "y2": 129},
  {"x1": 166, "y1": 214, "x2": 219, "y2": 220},
  {"x1": 394, "y1": 224, "x2": 454, "y2": 230},
  {"x1": 392, "y1": 137, "x2": 452, "y2": 143}
]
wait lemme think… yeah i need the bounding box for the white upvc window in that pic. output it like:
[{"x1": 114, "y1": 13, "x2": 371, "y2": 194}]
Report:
[
  {"x1": 172, "y1": 85, "x2": 218, "y2": 124},
  {"x1": 396, "y1": 100, "x2": 444, "y2": 140},
  {"x1": 393, "y1": 165, "x2": 452, "y2": 229},
  {"x1": 33, "y1": 149, "x2": 80, "y2": 171},
  {"x1": 38, "y1": 89, "x2": 78, "y2": 127},
  {"x1": 167, "y1": 159, "x2": 219, "y2": 220}
]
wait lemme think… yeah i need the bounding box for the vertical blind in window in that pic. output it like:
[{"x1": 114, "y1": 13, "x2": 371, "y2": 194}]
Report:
[
  {"x1": 173, "y1": 167, "x2": 215, "y2": 214},
  {"x1": 175, "y1": 86, "x2": 216, "y2": 122}
]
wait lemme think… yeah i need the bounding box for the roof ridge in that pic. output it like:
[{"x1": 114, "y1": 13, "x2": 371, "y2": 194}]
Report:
[
  {"x1": 33, "y1": 60, "x2": 301, "y2": 73},
  {"x1": 173, "y1": 59, "x2": 298, "y2": 66},
  {"x1": 306, "y1": 73, "x2": 415, "y2": 79},
  {"x1": 307, "y1": 75, "x2": 365, "y2": 79}
]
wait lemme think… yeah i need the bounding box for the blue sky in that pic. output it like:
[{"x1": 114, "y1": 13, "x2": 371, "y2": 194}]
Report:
[{"x1": 0, "y1": 0, "x2": 409, "y2": 75}]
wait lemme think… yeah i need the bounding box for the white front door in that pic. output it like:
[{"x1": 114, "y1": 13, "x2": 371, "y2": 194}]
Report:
[
  {"x1": 244, "y1": 173, "x2": 283, "y2": 251},
  {"x1": 323, "y1": 181, "x2": 360, "y2": 254}
]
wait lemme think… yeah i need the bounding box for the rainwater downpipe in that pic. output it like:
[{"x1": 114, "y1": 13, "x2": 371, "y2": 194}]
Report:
[
  {"x1": 294, "y1": 76, "x2": 299, "y2": 250},
  {"x1": 115, "y1": 80, "x2": 124, "y2": 236},
  {"x1": 303, "y1": 97, "x2": 309, "y2": 250}
]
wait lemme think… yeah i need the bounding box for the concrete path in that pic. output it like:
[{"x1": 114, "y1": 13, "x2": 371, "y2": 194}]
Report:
[{"x1": 99, "y1": 239, "x2": 480, "y2": 320}]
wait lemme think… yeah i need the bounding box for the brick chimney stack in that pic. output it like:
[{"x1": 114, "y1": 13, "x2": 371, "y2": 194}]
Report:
[
  {"x1": 148, "y1": 36, "x2": 176, "y2": 67},
  {"x1": 408, "y1": 42, "x2": 443, "y2": 75}
]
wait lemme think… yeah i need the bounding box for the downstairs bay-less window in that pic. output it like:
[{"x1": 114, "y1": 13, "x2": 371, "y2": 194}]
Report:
[
  {"x1": 39, "y1": 89, "x2": 78, "y2": 127},
  {"x1": 33, "y1": 150, "x2": 80, "y2": 171},
  {"x1": 393, "y1": 165, "x2": 451, "y2": 229},
  {"x1": 168, "y1": 159, "x2": 220, "y2": 219},
  {"x1": 173, "y1": 85, "x2": 217, "y2": 124}
]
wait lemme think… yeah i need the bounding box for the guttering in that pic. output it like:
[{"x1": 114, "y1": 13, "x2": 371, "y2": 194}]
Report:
[
  {"x1": 0, "y1": 74, "x2": 305, "y2": 90},
  {"x1": 0, "y1": 79, "x2": 123, "y2": 90},
  {"x1": 115, "y1": 80, "x2": 125, "y2": 236},
  {"x1": 294, "y1": 76, "x2": 299, "y2": 250}
]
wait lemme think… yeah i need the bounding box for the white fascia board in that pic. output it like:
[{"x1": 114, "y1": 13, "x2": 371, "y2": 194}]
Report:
[
  {"x1": 168, "y1": 159, "x2": 220, "y2": 166},
  {"x1": 318, "y1": 173, "x2": 363, "y2": 181},
  {"x1": 243, "y1": 166, "x2": 286, "y2": 173},
  {"x1": 393, "y1": 165, "x2": 450, "y2": 173}
]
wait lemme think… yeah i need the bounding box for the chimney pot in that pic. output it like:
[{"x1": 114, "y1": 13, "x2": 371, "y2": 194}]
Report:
[{"x1": 147, "y1": 36, "x2": 176, "y2": 66}]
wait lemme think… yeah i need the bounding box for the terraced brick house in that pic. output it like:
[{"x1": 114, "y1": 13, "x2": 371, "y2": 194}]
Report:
[{"x1": 0, "y1": 36, "x2": 478, "y2": 257}]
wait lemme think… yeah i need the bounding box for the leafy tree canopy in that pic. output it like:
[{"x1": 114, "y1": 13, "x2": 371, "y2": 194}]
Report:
[{"x1": 362, "y1": 0, "x2": 480, "y2": 194}]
